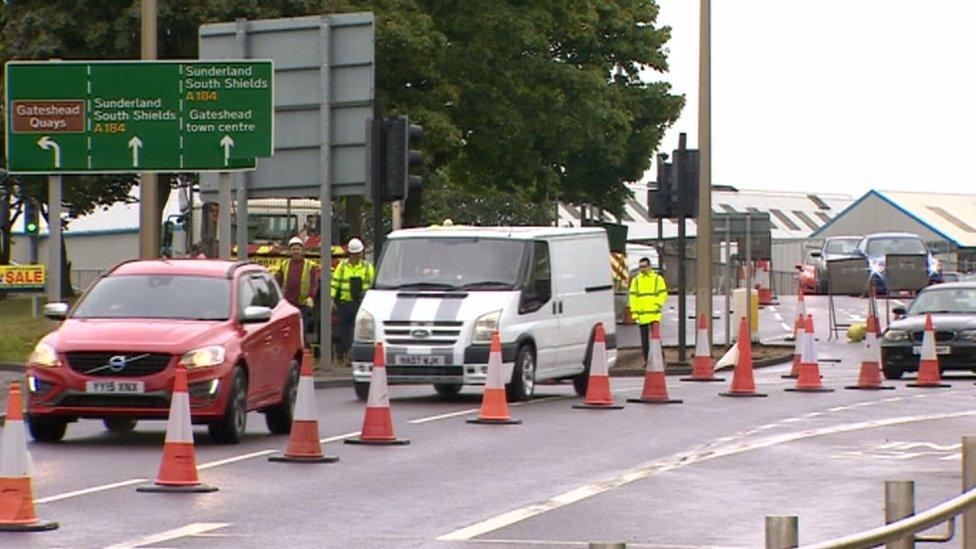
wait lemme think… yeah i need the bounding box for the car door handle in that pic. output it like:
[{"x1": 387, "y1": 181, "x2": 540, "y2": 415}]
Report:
[
  {"x1": 282, "y1": 326, "x2": 291, "y2": 338},
  {"x1": 263, "y1": 334, "x2": 274, "y2": 346},
  {"x1": 552, "y1": 301, "x2": 558, "y2": 315},
  {"x1": 558, "y1": 302, "x2": 564, "y2": 314}
]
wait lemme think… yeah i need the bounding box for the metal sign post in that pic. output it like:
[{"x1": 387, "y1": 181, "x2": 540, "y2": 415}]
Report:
[
  {"x1": 47, "y1": 175, "x2": 62, "y2": 305},
  {"x1": 725, "y1": 217, "x2": 731, "y2": 347},
  {"x1": 745, "y1": 215, "x2": 752, "y2": 343},
  {"x1": 319, "y1": 19, "x2": 334, "y2": 372}
]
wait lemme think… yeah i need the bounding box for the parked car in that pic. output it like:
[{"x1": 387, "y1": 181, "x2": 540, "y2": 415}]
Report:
[
  {"x1": 25, "y1": 259, "x2": 304, "y2": 444},
  {"x1": 940, "y1": 271, "x2": 962, "y2": 283},
  {"x1": 880, "y1": 282, "x2": 976, "y2": 379},
  {"x1": 350, "y1": 226, "x2": 617, "y2": 402},
  {"x1": 795, "y1": 236, "x2": 862, "y2": 294},
  {"x1": 855, "y1": 232, "x2": 942, "y2": 294}
]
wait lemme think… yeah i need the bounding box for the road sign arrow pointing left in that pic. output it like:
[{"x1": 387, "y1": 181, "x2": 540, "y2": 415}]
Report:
[
  {"x1": 220, "y1": 135, "x2": 234, "y2": 167},
  {"x1": 128, "y1": 136, "x2": 143, "y2": 168},
  {"x1": 37, "y1": 136, "x2": 61, "y2": 168}
]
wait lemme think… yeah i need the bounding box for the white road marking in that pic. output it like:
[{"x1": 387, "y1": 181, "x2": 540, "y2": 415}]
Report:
[
  {"x1": 465, "y1": 539, "x2": 732, "y2": 548},
  {"x1": 36, "y1": 478, "x2": 147, "y2": 504},
  {"x1": 773, "y1": 312, "x2": 784, "y2": 322},
  {"x1": 410, "y1": 409, "x2": 479, "y2": 424},
  {"x1": 779, "y1": 322, "x2": 792, "y2": 332},
  {"x1": 877, "y1": 441, "x2": 960, "y2": 451},
  {"x1": 103, "y1": 522, "x2": 231, "y2": 549},
  {"x1": 198, "y1": 449, "x2": 276, "y2": 470},
  {"x1": 437, "y1": 409, "x2": 976, "y2": 541}
]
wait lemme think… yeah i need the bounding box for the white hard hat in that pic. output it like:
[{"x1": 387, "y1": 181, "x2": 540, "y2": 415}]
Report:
[
  {"x1": 288, "y1": 236, "x2": 304, "y2": 248},
  {"x1": 347, "y1": 238, "x2": 365, "y2": 254}
]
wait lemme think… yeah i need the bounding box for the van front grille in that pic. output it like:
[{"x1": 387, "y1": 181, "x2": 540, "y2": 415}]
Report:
[{"x1": 383, "y1": 321, "x2": 462, "y2": 347}]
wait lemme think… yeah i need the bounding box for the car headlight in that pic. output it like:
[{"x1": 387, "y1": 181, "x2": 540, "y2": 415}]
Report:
[
  {"x1": 355, "y1": 310, "x2": 375, "y2": 343},
  {"x1": 29, "y1": 342, "x2": 60, "y2": 368},
  {"x1": 472, "y1": 310, "x2": 501, "y2": 344},
  {"x1": 870, "y1": 260, "x2": 886, "y2": 274},
  {"x1": 179, "y1": 346, "x2": 226, "y2": 369},
  {"x1": 959, "y1": 330, "x2": 976, "y2": 342},
  {"x1": 929, "y1": 257, "x2": 941, "y2": 275},
  {"x1": 883, "y1": 329, "x2": 909, "y2": 342}
]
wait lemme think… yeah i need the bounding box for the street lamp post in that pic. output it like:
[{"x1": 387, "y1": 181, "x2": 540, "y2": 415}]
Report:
[{"x1": 695, "y1": 0, "x2": 713, "y2": 345}]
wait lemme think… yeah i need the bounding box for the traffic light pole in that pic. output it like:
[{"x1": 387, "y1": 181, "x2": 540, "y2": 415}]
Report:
[{"x1": 47, "y1": 175, "x2": 62, "y2": 305}]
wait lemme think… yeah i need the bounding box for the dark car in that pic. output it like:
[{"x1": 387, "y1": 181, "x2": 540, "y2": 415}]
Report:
[
  {"x1": 855, "y1": 232, "x2": 942, "y2": 294},
  {"x1": 26, "y1": 259, "x2": 304, "y2": 444},
  {"x1": 795, "y1": 236, "x2": 861, "y2": 294},
  {"x1": 880, "y1": 282, "x2": 976, "y2": 379}
]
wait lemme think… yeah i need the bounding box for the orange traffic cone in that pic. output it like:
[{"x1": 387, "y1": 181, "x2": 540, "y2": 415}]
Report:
[
  {"x1": 786, "y1": 315, "x2": 833, "y2": 393},
  {"x1": 0, "y1": 383, "x2": 57, "y2": 531},
  {"x1": 720, "y1": 317, "x2": 768, "y2": 397},
  {"x1": 573, "y1": 323, "x2": 624, "y2": 409},
  {"x1": 846, "y1": 309, "x2": 895, "y2": 391},
  {"x1": 681, "y1": 314, "x2": 724, "y2": 382},
  {"x1": 270, "y1": 350, "x2": 340, "y2": 462},
  {"x1": 138, "y1": 365, "x2": 217, "y2": 493},
  {"x1": 782, "y1": 313, "x2": 805, "y2": 379},
  {"x1": 629, "y1": 323, "x2": 682, "y2": 404},
  {"x1": 468, "y1": 332, "x2": 521, "y2": 424},
  {"x1": 908, "y1": 314, "x2": 951, "y2": 388},
  {"x1": 345, "y1": 342, "x2": 410, "y2": 445}
]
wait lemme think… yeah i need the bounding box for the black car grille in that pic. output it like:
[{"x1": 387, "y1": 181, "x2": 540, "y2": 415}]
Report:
[
  {"x1": 387, "y1": 366, "x2": 462, "y2": 377},
  {"x1": 56, "y1": 394, "x2": 170, "y2": 409},
  {"x1": 910, "y1": 331, "x2": 955, "y2": 343},
  {"x1": 66, "y1": 353, "x2": 172, "y2": 377}
]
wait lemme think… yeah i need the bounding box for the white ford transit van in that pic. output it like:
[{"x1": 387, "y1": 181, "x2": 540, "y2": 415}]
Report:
[{"x1": 350, "y1": 226, "x2": 617, "y2": 401}]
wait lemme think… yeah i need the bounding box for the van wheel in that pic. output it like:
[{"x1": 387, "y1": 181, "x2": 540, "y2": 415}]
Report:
[
  {"x1": 265, "y1": 359, "x2": 300, "y2": 435},
  {"x1": 882, "y1": 366, "x2": 904, "y2": 380},
  {"x1": 434, "y1": 383, "x2": 463, "y2": 398},
  {"x1": 27, "y1": 416, "x2": 68, "y2": 443},
  {"x1": 103, "y1": 417, "x2": 137, "y2": 433},
  {"x1": 209, "y1": 368, "x2": 247, "y2": 444},
  {"x1": 354, "y1": 381, "x2": 370, "y2": 402},
  {"x1": 573, "y1": 361, "x2": 590, "y2": 397},
  {"x1": 506, "y1": 344, "x2": 536, "y2": 402}
]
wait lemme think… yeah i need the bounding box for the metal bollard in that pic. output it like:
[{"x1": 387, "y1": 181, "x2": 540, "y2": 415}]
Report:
[
  {"x1": 588, "y1": 544, "x2": 626, "y2": 549},
  {"x1": 885, "y1": 480, "x2": 915, "y2": 549},
  {"x1": 964, "y1": 437, "x2": 976, "y2": 549},
  {"x1": 765, "y1": 515, "x2": 798, "y2": 548}
]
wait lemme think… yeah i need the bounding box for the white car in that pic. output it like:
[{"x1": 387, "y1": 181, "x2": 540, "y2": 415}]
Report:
[{"x1": 350, "y1": 226, "x2": 618, "y2": 401}]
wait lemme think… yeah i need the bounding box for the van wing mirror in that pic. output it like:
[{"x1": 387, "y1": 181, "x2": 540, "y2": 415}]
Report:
[{"x1": 43, "y1": 302, "x2": 69, "y2": 320}]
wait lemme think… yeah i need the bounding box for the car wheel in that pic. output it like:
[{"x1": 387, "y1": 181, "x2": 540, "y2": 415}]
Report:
[
  {"x1": 354, "y1": 381, "x2": 370, "y2": 402},
  {"x1": 265, "y1": 359, "x2": 300, "y2": 435},
  {"x1": 433, "y1": 383, "x2": 463, "y2": 398},
  {"x1": 882, "y1": 366, "x2": 904, "y2": 380},
  {"x1": 505, "y1": 344, "x2": 536, "y2": 402},
  {"x1": 27, "y1": 415, "x2": 68, "y2": 443},
  {"x1": 208, "y1": 368, "x2": 247, "y2": 444},
  {"x1": 103, "y1": 417, "x2": 138, "y2": 433}
]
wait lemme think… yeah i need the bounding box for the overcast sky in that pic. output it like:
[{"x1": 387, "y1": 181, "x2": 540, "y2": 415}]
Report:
[{"x1": 644, "y1": 0, "x2": 976, "y2": 198}]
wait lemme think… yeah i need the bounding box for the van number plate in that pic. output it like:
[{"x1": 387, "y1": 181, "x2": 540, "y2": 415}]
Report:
[
  {"x1": 912, "y1": 345, "x2": 950, "y2": 355},
  {"x1": 85, "y1": 380, "x2": 145, "y2": 394},
  {"x1": 393, "y1": 355, "x2": 445, "y2": 366}
]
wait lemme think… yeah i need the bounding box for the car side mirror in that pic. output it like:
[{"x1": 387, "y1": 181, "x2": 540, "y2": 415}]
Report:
[
  {"x1": 43, "y1": 302, "x2": 69, "y2": 321},
  {"x1": 892, "y1": 306, "x2": 907, "y2": 317},
  {"x1": 810, "y1": 251, "x2": 822, "y2": 258},
  {"x1": 241, "y1": 306, "x2": 272, "y2": 324}
]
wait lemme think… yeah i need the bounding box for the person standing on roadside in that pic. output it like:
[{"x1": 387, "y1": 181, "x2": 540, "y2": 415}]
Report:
[
  {"x1": 629, "y1": 257, "x2": 668, "y2": 363},
  {"x1": 276, "y1": 236, "x2": 320, "y2": 339},
  {"x1": 331, "y1": 238, "x2": 375, "y2": 365}
]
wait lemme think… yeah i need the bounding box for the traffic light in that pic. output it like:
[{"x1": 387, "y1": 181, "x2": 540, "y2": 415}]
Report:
[
  {"x1": 673, "y1": 147, "x2": 700, "y2": 217},
  {"x1": 23, "y1": 198, "x2": 39, "y2": 235},
  {"x1": 382, "y1": 116, "x2": 424, "y2": 202},
  {"x1": 648, "y1": 153, "x2": 675, "y2": 218}
]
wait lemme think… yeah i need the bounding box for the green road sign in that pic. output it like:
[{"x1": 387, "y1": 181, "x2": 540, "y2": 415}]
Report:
[{"x1": 5, "y1": 60, "x2": 273, "y2": 173}]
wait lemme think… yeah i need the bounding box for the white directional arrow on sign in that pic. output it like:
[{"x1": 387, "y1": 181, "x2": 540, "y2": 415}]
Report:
[
  {"x1": 37, "y1": 136, "x2": 61, "y2": 168},
  {"x1": 128, "y1": 136, "x2": 143, "y2": 168},
  {"x1": 220, "y1": 135, "x2": 234, "y2": 167},
  {"x1": 129, "y1": 135, "x2": 142, "y2": 168}
]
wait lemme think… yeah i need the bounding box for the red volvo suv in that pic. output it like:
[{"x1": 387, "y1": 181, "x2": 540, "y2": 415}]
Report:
[{"x1": 26, "y1": 259, "x2": 303, "y2": 444}]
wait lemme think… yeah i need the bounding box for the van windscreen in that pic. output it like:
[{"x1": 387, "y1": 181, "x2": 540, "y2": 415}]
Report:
[{"x1": 375, "y1": 238, "x2": 528, "y2": 290}]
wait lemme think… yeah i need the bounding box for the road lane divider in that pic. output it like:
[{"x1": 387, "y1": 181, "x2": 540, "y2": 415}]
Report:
[{"x1": 104, "y1": 522, "x2": 231, "y2": 549}]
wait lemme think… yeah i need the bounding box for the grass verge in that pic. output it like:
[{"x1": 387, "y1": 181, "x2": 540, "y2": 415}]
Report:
[{"x1": 0, "y1": 296, "x2": 50, "y2": 364}]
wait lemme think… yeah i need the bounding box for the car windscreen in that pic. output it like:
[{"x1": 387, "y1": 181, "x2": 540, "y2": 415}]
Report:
[
  {"x1": 908, "y1": 288, "x2": 976, "y2": 315},
  {"x1": 866, "y1": 237, "x2": 926, "y2": 257},
  {"x1": 375, "y1": 237, "x2": 528, "y2": 290},
  {"x1": 72, "y1": 275, "x2": 232, "y2": 320},
  {"x1": 824, "y1": 238, "x2": 859, "y2": 254}
]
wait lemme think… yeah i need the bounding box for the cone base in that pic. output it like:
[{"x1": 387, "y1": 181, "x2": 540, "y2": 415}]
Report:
[
  {"x1": 467, "y1": 417, "x2": 522, "y2": 425},
  {"x1": 845, "y1": 385, "x2": 895, "y2": 391},
  {"x1": 780, "y1": 374, "x2": 798, "y2": 379},
  {"x1": 627, "y1": 397, "x2": 683, "y2": 404},
  {"x1": 269, "y1": 454, "x2": 340, "y2": 463},
  {"x1": 572, "y1": 403, "x2": 624, "y2": 409},
  {"x1": 719, "y1": 391, "x2": 768, "y2": 398},
  {"x1": 137, "y1": 483, "x2": 218, "y2": 493},
  {"x1": 680, "y1": 376, "x2": 725, "y2": 383},
  {"x1": 0, "y1": 520, "x2": 58, "y2": 532},
  {"x1": 344, "y1": 437, "x2": 410, "y2": 445},
  {"x1": 785, "y1": 387, "x2": 834, "y2": 393},
  {"x1": 906, "y1": 383, "x2": 952, "y2": 388}
]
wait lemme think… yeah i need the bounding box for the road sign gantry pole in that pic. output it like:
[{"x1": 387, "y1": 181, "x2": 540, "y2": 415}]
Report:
[
  {"x1": 695, "y1": 0, "x2": 713, "y2": 346},
  {"x1": 319, "y1": 19, "x2": 334, "y2": 371},
  {"x1": 139, "y1": 0, "x2": 160, "y2": 259}
]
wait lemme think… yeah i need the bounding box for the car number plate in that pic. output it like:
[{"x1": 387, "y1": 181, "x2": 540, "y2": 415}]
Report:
[
  {"x1": 912, "y1": 345, "x2": 951, "y2": 355},
  {"x1": 85, "y1": 380, "x2": 145, "y2": 394},
  {"x1": 393, "y1": 355, "x2": 445, "y2": 366}
]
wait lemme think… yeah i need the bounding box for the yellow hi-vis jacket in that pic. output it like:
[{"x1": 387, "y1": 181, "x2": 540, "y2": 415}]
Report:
[
  {"x1": 628, "y1": 270, "x2": 668, "y2": 324},
  {"x1": 331, "y1": 259, "x2": 376, "y2": 303}
]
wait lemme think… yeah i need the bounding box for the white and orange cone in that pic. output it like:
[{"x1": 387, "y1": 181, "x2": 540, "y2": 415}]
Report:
[
  {"x1": 720, "y1": 317, "x2": 768, "y2": 398},
  {"x1": 629, "y1": 323, "x2": 682, "y2": 404},
  {"x1": 468, "y1": 332, "x2": 521, "y2": 424},
  {"x1": 846, "y1": 309, "x2": 895, "y2": 391},
  {"x1": 786, "y1": 315, "x2": 833, "y2": 393},
  {"x1": 573, "y1": 323, "x2": 624, "y2": 409},
  {"x1": 138, "y1": 365, "x2": 217, "y2": 493},
  {"x1": 908, "y1": 314, "x2": 951, "y2": 388},
  {"x1": 0, "y1": 383, "x2": 57, "y2": 531},
  {"x1": 681, "y1": 314, "x2": 724, "y2": 382},
  {"x1": 271, "y1": 350, "x2": 340, "y2": 462},
  {"x1": 345, "y1": 342, "x2": 410, "y2": 445}
]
